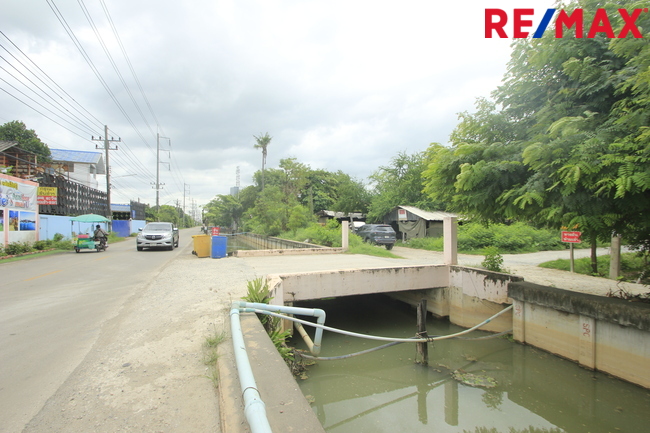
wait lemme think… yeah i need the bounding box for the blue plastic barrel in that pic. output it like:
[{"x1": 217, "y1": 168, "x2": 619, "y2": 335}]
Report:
[{"x1": 211, "y1": 235, "x2": 227, "y2": 258}]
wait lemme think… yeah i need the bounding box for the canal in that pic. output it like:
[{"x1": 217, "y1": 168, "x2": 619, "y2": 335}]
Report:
[{"x1": 291, "y1": 294, "x2": 650, "y2": 433}]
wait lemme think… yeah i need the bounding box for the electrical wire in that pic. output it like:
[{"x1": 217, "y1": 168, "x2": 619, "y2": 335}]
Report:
[
  {"x1": 99, "y1": 0, "x2": 162, "y2": 132},
  {"x1": 0, "y1": 30, "x2": 105, "y2": 131},
  {"x1": 77, "y1": 0, "x2": 156, "y2": 142},
  {"x1": 248, "y1": 305, "x2": 513, "y2": 344},
  {"x1": 296, "y1": 329, "x2": 514, "y2": 361},
  {"x1": 1, "y1": 3, "x2": 186, "y2": 207},
  {"x1": 47, "y1": 0, "x2": 155, "y2": 154}
]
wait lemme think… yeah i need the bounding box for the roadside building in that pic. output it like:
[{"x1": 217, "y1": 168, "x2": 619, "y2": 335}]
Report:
[
  {"x1": 49, "y1": 149, "x2": 105, "y2": 190},
  {"x1": 383, "y1": 205, "x2": 458, "y2": 241}
]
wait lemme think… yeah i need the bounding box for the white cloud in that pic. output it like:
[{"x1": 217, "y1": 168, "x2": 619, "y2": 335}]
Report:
[{"x1": 0, "y1": 0, "x2": 555, "y2": 207}]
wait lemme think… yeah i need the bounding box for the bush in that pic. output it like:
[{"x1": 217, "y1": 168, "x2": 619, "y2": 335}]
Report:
[
  {"x1": 481, "y1": 246, "x2": 505, "y2": 272},
  {"x1": 459, "y1": 222, "x2": 565, "y2": 254},
  {"x1": 53, "y1": 239, "x2": 75, "y2": 250},
  {"x1": 399, "y1": 222, "x2": 565, "y2": 254},
  {"x1": 401, "y1": 236, "x2": 443, "y2": 251},
  {"x1": 5, "y1": 242, "x2": 33, "y2": 255},
  {"x1": 540, "y1": 252, "x2": 650, "y2": 283},
  {"x1": 33, "y1": 240, "x2": 52, "y2": 250},
  {"x1": 285, "y1": 220, "x2": 342, "y2": 247},
  {"x1": 53, "y1": 233, "x2": 65, "y2": 242}
]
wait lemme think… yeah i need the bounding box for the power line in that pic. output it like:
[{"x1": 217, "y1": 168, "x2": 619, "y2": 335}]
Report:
[
  {"x1": 78, "y1": 0, "x2": 157, "y2": 141},
  {"x1": 0, "y1": 71, "x2": 95, "y2": 137},
  {"x1": 0, "y1": 86, "x2": 92, "y2": 141},
  {"x1": 0, "y1": 30, "x2": 105, "y2": 131},
  {"x1": 47, "y1": 0, "x2": 156, "y2": 154},
  {"x1": 0, "y1": 53, "x2": 98, "y2": 136},
  {"x1": 99, "y1": 0, "x2": 162, "y2": 133}
]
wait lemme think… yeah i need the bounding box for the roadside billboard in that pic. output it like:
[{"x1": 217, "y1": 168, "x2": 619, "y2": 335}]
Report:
[{"x1": 0, "y1": 173, "x2": 39, "y2": 247}]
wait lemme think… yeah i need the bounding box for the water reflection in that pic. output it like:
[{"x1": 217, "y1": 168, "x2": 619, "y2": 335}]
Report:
[{"x1": 292, "y1": 295, "x2": 650, "y2": 433}]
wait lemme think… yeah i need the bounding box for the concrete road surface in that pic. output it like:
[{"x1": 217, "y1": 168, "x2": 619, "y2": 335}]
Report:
[{"x1": 0, "y1": 229, "x2": 195, "y2": 433}]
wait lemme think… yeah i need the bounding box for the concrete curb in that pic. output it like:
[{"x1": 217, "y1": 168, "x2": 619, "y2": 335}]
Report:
[{"x1": 216, "y1": 312, "x2": 325, "y2": 433}]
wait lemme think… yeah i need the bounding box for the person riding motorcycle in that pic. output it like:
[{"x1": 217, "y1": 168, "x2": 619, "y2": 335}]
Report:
[{"x1": 93, "y1": 224, "x2": 108, "y2": 249}]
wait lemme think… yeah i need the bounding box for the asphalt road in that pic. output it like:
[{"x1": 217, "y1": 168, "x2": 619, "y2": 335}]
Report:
[{"x1": 0, "y1": 229, "x2": 196, "y2": 433}]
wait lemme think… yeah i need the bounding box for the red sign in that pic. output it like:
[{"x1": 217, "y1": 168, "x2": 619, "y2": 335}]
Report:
[
  {"x1": 561, "y1": 231, "x2": 582, "y2": 243},
  {"x1": 485, "y1": 8, "x2": 647, "y2": 39},
  {"x1": 37, "y1": 196, "x2": 57, "y2": 205},
  {"x1": 211, "y1": 226, "x2": 220, "y2": 236}
]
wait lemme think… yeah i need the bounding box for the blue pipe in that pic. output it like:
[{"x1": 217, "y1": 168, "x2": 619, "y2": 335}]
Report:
[{"x1": 229, "y1": 306, "x2": 273, "y2": 433}]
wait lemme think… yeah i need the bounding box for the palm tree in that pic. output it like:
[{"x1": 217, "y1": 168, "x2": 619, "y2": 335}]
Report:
[{"x1": 253, "y1": 132, "x2": 272, "y2": 190}]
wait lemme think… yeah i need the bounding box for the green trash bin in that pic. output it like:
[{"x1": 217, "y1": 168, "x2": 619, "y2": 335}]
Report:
[{"x1": 192, "y1": 234, "x2": 211, "y2": 258}]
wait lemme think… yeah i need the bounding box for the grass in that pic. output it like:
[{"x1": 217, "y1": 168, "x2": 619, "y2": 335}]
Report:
[
  {"x1": 341, "y1": 231, "x2": 401, "y2": 258},
  {"x1": 0, "y1": 249, "x2": 67, "y2": 264},
  {"x1": 202, "y1": 329, "x2": 227, "y2": 386},
  {"x1": 539, "y1": 252, "x2": 650, "y2": 284}
]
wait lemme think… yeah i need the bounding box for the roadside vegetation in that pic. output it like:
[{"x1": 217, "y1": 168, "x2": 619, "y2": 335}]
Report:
[
  {"x1": 202, "y1": 328, "x2": 227, "y2": 386},
  {"x1": 398, "y1": 222, "x2": 570, "y2": 255},
  {"x1": 0, "y1": 233, "x2": 72, "y2": 258},
  {"x1": 242, "y1": 278, "x2": 309, "y2": 376},
  {"x1": 0, "y1": 231, "x2": 127, "y2": 260},
  {"x1": 540, "y1": 252, "x2": 650, "y2": 285},
  {"x1": 278, "y1": 219, "x2": 401, "y2": 258}
]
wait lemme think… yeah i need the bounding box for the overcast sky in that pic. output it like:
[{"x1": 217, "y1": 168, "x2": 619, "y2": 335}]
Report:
[{"x1": 0, "y1": 0, "x2": 554, "y2": 213}]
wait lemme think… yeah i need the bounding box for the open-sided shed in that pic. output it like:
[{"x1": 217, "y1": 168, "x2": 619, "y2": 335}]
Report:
[{"x1": 384, "y1": 205, "x2": 458, "y2": 241}]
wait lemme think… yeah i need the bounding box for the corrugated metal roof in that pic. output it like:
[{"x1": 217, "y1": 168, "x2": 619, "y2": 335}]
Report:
[
  {"x1": 0, "y1": 141, "x2": 17, "y2": 152},
  {"x1": 50, "y1": 148, "x2": 105, "y2": 174},
  {"x1": 50, "y1": 148, "x2": 102, "y2": 163},
  {"x1": 397, "y1": 205, "x2": 458, "y2": 221}
]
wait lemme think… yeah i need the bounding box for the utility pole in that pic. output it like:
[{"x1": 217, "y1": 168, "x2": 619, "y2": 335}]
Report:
[
  {"x1": 92, "y1": 125, "x2": 120, "y2": 218},
  {"x1": 152, "y1": 133, "x2": 170, "y2": 214},
  {"x1": 184, "y1": 183, "x2": 190, "y2": 228}
]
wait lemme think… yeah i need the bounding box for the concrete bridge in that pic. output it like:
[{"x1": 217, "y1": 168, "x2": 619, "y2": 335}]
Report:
[{"x1": 220, "y1": 218, "x2": 650, "y2": 433}]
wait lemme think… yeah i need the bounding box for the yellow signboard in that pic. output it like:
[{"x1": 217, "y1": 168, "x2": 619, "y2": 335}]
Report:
[
  {"x1": 37, "y1": 187, "x2": 58, "y2": 205},
  {"x1": 38, "y1": 187, "x2": 57, "y2": 196}
]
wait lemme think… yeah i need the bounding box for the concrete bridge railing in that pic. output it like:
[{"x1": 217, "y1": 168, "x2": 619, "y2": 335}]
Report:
[{"x1": 232, "y1": 233, "x2": 343, "y2": 257}]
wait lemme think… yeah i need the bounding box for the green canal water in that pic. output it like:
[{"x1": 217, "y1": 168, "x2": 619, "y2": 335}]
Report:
[{"x1": 290, "y1": 295, "x2": 650, "y2": 433}]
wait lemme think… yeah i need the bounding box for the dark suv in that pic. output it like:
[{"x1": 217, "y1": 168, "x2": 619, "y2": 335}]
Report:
[{"x1": 356, "y1": 224, "x2": 396, "y2": 250}]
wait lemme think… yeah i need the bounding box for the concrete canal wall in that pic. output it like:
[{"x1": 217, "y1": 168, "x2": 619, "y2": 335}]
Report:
[
  {"x1": 509, "y1": 281, "x2": 650, "y2": 389},
  {"x1": 267, "y1": 264, "x2": 649, "y2": 389}
]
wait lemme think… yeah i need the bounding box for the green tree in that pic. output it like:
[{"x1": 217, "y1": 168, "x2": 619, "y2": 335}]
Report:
[
  {"x1": 204, "y1": 194, "x2": 243, "y2": 230},
  {"x1": 331, "y1": 174, "x2": 370, "y2": 214},
  {"x1": 248, "y1": 186, "x2": 286, "y2": 235},
  {"x1": 0, "y1": 121, "x2": 51, "y2": 163},
  {"x1": 147, "y1": 204, "x2": 183, "y2": 226},
  {"x1": 287, "y1": 204, "x2": 312, "y2": 234},
  {"x1": 422, "y1": 0, "x2": 650, "y2": 272},
  {"x1": 367, "y1": 150, "x2": 436, "y2": 222},
  {"x1": 253, "y1": 132, "x2": 272, "y2": 190}
]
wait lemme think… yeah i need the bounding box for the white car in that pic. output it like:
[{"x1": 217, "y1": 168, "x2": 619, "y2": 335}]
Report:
[{"x1": 136, "y1": 222, "x2": 179, "y2": 251}]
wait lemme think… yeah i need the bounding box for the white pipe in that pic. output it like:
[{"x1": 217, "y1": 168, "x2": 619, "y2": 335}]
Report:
[
  {"x1": 229, "y1": 307, "x2": 273, "y2": 433},
  {"x1": 228, "y1": 300, "x2": 512, "y2": 433},
  {"x1": 236, "y1": 302, "x2": 326, "y2": 355}
]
